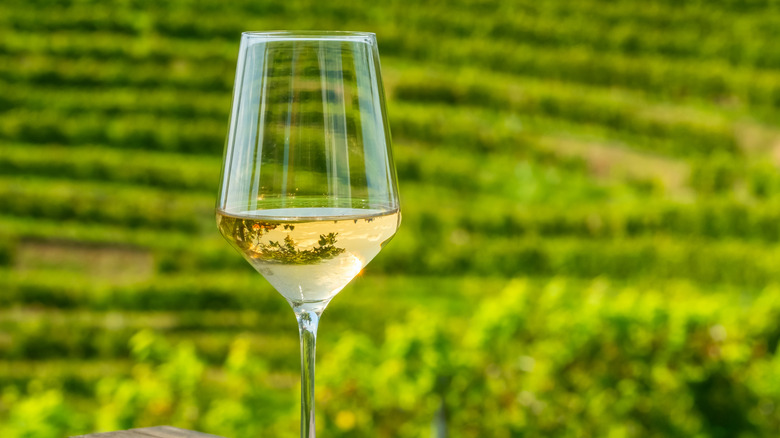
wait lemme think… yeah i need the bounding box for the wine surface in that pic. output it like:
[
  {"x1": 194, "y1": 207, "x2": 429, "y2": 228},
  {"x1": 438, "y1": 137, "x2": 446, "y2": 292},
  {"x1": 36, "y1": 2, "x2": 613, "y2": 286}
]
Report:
[{"x1": 217, "y1": 207, "x2": 400, "y2": 303}]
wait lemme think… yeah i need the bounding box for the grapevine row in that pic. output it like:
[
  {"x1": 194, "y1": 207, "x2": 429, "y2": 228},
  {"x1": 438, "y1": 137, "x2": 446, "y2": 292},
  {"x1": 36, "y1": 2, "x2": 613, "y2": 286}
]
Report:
[{"x1": 4, "y1": 1, "x2": 780, "y2": 70}]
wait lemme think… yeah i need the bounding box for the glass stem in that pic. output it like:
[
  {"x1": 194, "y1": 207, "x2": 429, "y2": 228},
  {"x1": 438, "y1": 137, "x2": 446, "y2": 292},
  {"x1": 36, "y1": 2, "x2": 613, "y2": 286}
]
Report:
[{"x1": 296, "y1": 307, "x2": 321, "y2": 438}]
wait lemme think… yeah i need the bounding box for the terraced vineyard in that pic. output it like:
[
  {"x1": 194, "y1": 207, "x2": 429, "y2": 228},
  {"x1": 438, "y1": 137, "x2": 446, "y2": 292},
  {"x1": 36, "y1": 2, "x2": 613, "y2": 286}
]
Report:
[{"x1": 3, "y1": 0, "x2": 780, "y2": 437}]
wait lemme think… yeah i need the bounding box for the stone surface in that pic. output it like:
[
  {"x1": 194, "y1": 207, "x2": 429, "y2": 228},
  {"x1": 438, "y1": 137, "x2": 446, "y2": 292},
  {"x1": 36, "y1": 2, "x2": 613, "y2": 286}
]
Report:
[{"x1": 69, "y1": 426, "x2": 226, "y2": 438}]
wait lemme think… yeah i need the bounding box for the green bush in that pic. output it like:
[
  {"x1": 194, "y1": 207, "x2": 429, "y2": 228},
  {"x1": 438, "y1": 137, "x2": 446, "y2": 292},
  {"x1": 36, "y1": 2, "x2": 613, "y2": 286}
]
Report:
[
  {"x1": 7, "y1": 278, "x2": 779, "y2": 437},
  {"x1": 318, "y1": 279, "x2": 780, "y2": 437}
]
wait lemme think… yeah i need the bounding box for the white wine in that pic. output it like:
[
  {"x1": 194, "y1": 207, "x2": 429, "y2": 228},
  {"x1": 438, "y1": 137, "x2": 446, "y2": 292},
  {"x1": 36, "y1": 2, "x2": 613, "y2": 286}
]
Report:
[{"x1": 217, "y1": 207, "x2": 400, "y2": 303}]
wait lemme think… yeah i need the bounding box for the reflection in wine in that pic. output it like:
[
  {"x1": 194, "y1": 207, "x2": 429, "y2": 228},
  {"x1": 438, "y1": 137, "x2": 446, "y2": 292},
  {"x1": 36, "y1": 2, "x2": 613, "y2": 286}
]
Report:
[{"x1": 217, "y1": 207, "x2": 400, "y2": 304}]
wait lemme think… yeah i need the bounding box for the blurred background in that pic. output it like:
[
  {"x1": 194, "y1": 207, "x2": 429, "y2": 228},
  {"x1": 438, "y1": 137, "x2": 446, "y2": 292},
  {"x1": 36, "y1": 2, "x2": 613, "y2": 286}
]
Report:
[{"x1": 2, "y1": 0, "x2": 780, "y2": 436}]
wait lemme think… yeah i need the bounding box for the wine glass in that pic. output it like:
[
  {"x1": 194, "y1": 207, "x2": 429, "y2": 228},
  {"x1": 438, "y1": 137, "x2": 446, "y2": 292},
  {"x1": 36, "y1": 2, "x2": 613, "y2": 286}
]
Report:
[{"x1": 215, "y1": 31, "x2": 400, "y2": 437}]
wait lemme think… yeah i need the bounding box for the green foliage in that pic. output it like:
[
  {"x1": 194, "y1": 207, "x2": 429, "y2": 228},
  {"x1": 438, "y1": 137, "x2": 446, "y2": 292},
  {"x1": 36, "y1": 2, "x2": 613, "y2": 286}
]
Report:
[
  {"x1": 218, "y1": 213, "x2": 347, "y2": 265},
  {"x1": 0, "y1": 178, "x2": 210, "y2": 232},
  {"x1": 90, "y1": 330, "x2": 292, "y2": 437},
  {"x1": 0, "y1": 238, "x2": 13, "y2": 267},
  {"x1": 252, "y1": 233, "x2": 345, "y2": 264},
  {"x1": 690, "y1": 154, "x2": 743, "y2": 195},
  {"x1": 394, "y1": 75, "x2": 739, "y2": 158},
  {"x1": 0, "y1": 144, "x2": 220, "y2": 192},
  {"x1": 9, "y1": 278, "x2": 779, "y2": 437},
  {"x1": 4, "y1": 0, "x2": 780, "y2": 436},
  {"x1": 0, "y1": 382, "x2": 83, "y2": 438},
  {"x1": 315, "y1": 279, "x2": 780, "y2": 437}
]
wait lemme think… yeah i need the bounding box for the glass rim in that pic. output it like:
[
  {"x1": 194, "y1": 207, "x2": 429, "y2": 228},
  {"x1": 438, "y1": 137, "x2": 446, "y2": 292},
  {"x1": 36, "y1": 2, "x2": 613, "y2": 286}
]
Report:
[{"x1": 241, "y1": 30, "x2": 377, "y2": 42}]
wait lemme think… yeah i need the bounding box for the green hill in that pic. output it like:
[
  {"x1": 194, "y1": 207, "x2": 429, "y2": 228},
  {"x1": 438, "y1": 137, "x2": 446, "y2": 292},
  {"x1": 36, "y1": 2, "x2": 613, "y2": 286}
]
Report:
[{"x1": 2, "y1": 0, "x2": 780, "y2": 436}]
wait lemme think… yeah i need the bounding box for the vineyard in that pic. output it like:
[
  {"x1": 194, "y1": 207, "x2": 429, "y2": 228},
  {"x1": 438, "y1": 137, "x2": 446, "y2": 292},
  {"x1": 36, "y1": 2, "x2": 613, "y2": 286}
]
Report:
[{"x1": 2, "y1": 0, "x2": 780, "y2": 436}]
